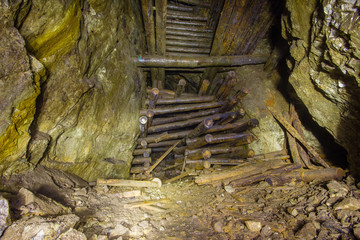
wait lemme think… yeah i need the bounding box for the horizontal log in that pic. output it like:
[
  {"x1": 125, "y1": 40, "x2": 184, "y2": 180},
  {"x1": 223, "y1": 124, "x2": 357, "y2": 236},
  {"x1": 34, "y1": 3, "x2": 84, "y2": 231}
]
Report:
[
  {"x1": 137, "y1": 130, "x2": 191, "y2": 144},
  {"x1": 170, "y1": 0, "x2": 210, "y2": 8},
  {"x1": 166, "y1": 19, "x2": 207, "y2": 26},
  {"x1": 140, "y1": 101, "x2": 222, "y2": 116},
  {"x1": 195, "y1": 158, "x2": 288, "y2": 185},
  {"x1": 265, "y1": 167, "x2": 346, "y2": 186},
  {"x1": 149, "y1": 111, "x2": 241, "y2": 134},
  {"x1": 166, "y1": 39, "x2": 211, "y2": 48},
  {"x1": 185, "y1": 134, "x2": 211, "y2": 149},
  {"x1": 167, "y1": 11, "x2": 207, "y2": 21},
  {"x1": 134, "y1": 55, "x2": 268, "y2": 68},
  {"x1": 215, "y1": 149, "x2": 255, "y2": 159},
  {"x1": 133, "y1": 148, "x2": 151, "y2": 156},
  {"x1": 152, "y1": 108, "x2": 219, "y2": 126},
  {"x1": 130, "y1": 165, "x2": 149, "y2": 174},
  {"x1": 187, "y1": 158, "x2": 246, "y2": 165},
  {"x1": 167, "y1": 4, "x2": 193, "y2": 12},
  {"x1": 166, "y1": 24, "x2": 213, "y2": 33},
  {"x1": 147, "y1": 96, "x2": 215, "y2": 106},
  {"x1": 166, "y1": 29, "x2": 213, "y2": 38},
  {"x1": 185, "y1": 149, "x2": 211, "y2": 160},
  {"x1": 166, "y1": 34, "x2": 211, "y2": 42},
  {"x1": 132, "y1": 157, "x2": 152, "y2": 165},
  {"x1": 186, "y1": 145, "x2": 251, "y2": 156},
  {"x1": 166, "y1": 46, "x2": 210, "y2": 54},
  {"x1": 205, "y1": 119, "x2": 258, "y2": 134},
  {"x1": 150, "y1": 146, "x2": 186, "y2": 154},
  {"x1": 205, "y1": 133, "x2": 254, "y2": 145},
  {"x1": 147, "y1": 139, "x2": 184, "y2": 148}
]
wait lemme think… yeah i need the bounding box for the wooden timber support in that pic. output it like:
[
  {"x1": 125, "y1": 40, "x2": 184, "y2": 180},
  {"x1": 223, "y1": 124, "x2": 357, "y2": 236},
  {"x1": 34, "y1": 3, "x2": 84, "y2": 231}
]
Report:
[
  {"x1": 134, "y1": 55, "x2": 268, "y2": 68},
  {"x1": 155, "y1": 0, "x2": 167, "y2": 89},
  {"x1": 140, "y1": 0, "x2": 157, "y2": 88}
]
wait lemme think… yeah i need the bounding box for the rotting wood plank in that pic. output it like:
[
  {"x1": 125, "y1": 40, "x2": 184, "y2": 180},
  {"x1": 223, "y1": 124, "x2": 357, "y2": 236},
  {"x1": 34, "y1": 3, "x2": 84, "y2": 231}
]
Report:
[{"x1": 267, "y1": 106, "x2": 330, "y2": 168}]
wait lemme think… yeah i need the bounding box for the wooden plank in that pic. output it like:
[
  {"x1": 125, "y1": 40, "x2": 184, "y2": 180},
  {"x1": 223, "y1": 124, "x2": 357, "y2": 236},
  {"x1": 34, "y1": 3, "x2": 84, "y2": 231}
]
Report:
[{"x1": 267, "y1": 106, "x2": 330, "y2": 168}]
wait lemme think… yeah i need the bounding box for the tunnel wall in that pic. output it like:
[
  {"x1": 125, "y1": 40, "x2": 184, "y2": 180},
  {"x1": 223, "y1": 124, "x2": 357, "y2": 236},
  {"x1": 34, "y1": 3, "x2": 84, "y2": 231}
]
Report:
[
  {"x1": 282, "y1": 0, "x2": 360, "y2": 176},
  {"x1": 0, "y1": 0, "x2": 146, "y2": 181}
]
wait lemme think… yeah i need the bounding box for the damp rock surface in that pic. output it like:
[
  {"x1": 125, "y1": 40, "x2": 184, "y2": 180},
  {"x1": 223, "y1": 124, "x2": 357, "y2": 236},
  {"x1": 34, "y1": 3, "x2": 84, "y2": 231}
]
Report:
[
  {"x1": 283, "y1": 0, "x2": 360, "y2": 175},
  {"x1": 0, "y1": 0, "x2": 146, "y2": 181}
]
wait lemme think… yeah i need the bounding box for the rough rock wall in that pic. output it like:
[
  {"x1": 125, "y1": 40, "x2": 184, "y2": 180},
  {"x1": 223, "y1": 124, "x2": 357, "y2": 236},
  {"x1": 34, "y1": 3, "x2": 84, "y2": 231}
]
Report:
[
  {"x1": 283, "y1": 0, "x2": 360, "y2": 176},
  {"x1": 0, "y1": 0, "x2": 146, "y2": 181}
]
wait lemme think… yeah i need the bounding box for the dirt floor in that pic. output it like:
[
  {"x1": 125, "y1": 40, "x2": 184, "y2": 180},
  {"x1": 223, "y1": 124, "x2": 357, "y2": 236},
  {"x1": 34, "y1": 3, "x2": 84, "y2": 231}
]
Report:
[{"x1": 1, "y1": 166, "x2": 360, "y2": 239}]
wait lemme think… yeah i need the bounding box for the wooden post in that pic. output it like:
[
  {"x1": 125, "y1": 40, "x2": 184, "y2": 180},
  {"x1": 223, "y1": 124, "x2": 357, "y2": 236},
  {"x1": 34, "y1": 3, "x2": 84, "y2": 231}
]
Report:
[
  {"x1": 283, "y1": 112, "x2": 303, "y2": 166},
  {"x1": 155, "y1": 0, "x2": 167, "y2": 89},
  {"x1": 140, "y1": 0, "x2": 157, "y2": 87},
  {"x1": 289, "y1": 104, "x2": 312, "y2": 168},
  {"x1": 175, "y1": 79, "x2": 187, "y2": 98},
  {"x1": 198, "y1": 79, "x2": 210, "y2": 96}
]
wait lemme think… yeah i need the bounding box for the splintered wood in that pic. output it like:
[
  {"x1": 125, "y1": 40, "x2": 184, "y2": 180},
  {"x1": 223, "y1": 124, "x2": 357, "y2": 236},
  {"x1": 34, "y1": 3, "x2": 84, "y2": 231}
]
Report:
[{"x1": 130, "y1": 71, "x2": 341, "y2": 187}]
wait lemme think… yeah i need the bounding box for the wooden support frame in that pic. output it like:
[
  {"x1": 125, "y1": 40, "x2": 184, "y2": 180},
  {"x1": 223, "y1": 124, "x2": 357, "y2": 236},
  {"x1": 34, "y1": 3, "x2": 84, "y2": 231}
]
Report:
[
  {"x1": 141, "y1": 0, "x2": 158, "y2": 87},
  {"x1": 155, "y1": 0, "x2": 167, "y2": 89}
]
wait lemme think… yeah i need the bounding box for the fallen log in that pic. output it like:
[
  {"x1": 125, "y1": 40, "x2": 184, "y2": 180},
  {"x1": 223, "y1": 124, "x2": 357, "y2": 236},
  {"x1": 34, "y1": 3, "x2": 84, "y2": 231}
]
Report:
[
  {"x1": 265, "y1": 167, "x2": 346, "y2": 186},
  {"x1": 267, "y1": 106, "x2": 330, "y2": 168},
  {"x1": 97, "y1": 178, "x2": 161, "y2": 188},
  {"x1": 195, "y1": 158, "x2": 288, "y2": 185},
  {"x1": 230, "y1": 164, "x2": 301, "y2": 187},
  {"x1": 147, "y1": 139, "x2": 182, "y2": 173},
  {"x1": 134, "y1": 54, "x2": 269, "y2": 68}
]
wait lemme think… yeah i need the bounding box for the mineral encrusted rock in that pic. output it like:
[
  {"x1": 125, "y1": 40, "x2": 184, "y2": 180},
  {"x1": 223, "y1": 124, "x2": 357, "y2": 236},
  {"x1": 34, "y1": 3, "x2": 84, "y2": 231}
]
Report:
[
  {"x1": 0, "y1": 196, "x2": 11, "y2": 236},
  {"x1": 1, "y1": 214, "x2": 80, "y2": 240},
  {"x1": 0, "y1": 0, "x2": 146, "y2": 181},
  {"x1": 283, "y1": 0, "x2": 360, "y2": 176}
]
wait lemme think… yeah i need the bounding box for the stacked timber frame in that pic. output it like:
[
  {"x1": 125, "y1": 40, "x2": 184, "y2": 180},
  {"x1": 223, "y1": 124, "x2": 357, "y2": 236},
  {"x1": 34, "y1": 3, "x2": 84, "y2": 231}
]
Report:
[
  {"x1": 131, "y1": 71, "x2": 261, "y2": 179},
  {"x1": 139, "y1": 0, "x2": 279, "y2": 89}
]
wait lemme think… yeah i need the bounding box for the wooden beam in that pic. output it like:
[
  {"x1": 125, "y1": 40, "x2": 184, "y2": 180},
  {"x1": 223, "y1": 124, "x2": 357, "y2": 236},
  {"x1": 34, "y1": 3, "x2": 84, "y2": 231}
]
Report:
[
  {"x1": 141, "y1": 0, "x2": 158, "y2": 87},
  {"x1": 155, "y1": 0, "x2": 167, "y2": 89},
  {"x1": 134, "y1": 54, "x2": 268, "y2": 68}
]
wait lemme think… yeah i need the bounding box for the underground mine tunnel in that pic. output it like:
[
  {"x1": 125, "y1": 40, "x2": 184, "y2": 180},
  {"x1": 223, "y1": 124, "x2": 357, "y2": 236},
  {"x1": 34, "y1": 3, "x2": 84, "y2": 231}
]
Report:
[{"x1": 1, "y1": 0, "x2": 360, "y2": 239}]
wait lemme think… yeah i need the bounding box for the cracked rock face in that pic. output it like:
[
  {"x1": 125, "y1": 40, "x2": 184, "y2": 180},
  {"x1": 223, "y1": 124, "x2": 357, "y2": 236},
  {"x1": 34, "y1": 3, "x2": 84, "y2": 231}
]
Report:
[
  {"x1": 0, "y1": 0, "x2": 146, "y2": 181},
  {"x1": 283, "y1": 0, "x2": 360, "y2": 175}
]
